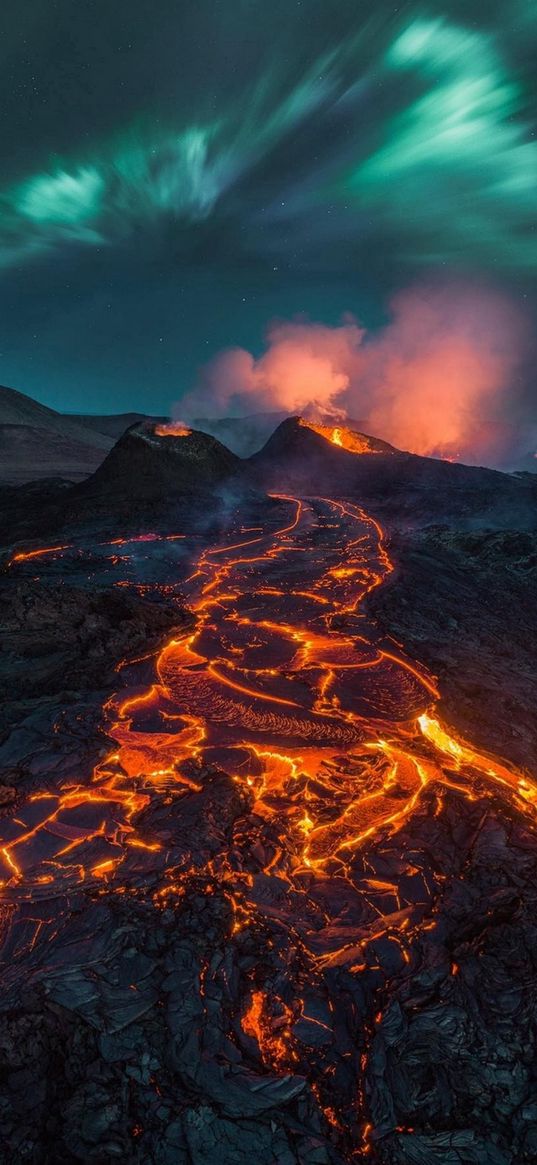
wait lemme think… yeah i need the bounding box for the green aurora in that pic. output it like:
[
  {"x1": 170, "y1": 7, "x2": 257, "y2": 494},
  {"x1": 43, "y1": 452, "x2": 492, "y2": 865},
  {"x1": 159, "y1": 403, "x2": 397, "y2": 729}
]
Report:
[
  {"x1": 2, "y1": 7, "x2": 536, "y2": 273},
  {"x1": 0, "y1": 0, "x2": 535, "y2": 419}
]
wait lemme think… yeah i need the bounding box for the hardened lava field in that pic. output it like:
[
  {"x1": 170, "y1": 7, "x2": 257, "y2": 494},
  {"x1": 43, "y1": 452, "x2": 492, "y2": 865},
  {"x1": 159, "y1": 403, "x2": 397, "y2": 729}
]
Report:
[{"x1": 1, "y1": 480, "x2": 537, "y2": 1164}]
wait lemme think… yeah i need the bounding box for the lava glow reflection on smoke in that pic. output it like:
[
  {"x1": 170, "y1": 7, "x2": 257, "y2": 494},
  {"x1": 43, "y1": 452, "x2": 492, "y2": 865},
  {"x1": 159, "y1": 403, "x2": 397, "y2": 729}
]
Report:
[{"x1": 183, "y1": 286, "x2": 530, "y2": 468}]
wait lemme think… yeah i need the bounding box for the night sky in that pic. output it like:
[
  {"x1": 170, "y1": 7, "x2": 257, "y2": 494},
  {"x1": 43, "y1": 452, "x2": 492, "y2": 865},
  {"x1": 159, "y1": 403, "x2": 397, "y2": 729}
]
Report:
[{"x1": 0, "y1": 0, "x2": 536, "y2": 429}]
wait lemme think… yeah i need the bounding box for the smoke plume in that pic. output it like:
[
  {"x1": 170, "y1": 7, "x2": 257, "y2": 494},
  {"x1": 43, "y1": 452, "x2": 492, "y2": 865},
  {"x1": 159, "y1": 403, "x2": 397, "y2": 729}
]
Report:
[{"x1": 180, "y1": 285, "x2": 531, "y2": 467}]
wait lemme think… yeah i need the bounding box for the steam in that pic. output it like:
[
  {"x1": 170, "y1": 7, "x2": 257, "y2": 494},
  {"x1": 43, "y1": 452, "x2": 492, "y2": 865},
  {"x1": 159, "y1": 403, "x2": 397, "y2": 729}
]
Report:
[
  {"x1": 188, "y1": 318, "x2": 363, "y2": 421},
  {"x1": 180, "y1": 285, "x2": 530, "y2": 467}
]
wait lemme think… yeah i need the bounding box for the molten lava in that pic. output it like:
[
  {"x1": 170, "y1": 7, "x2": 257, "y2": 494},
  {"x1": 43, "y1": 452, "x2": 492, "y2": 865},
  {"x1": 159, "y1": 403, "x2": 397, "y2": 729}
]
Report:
[
  {"x1": 299, "y1": 419, "x2": 381, "y2": 453},
  {"x1": 8, "y1": 543, "x2": 71, "y2": 566},
  {"x1": 3, "y1": 496, "x2": 533, "y2": 893},
  {"x1": 2, "y1": 490, "x2": 535, "y2": 1154},
  {"x1": 154, "y1": 422, "x2": 192, "y2": 437}
]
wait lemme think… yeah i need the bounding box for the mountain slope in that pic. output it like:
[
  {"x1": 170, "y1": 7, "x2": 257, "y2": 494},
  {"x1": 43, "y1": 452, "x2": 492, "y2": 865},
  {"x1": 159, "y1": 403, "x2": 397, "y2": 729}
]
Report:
[
  {"x1": 0, "y1": 386, "x2": 168, "y2": 484},
  {"x1": 248, "y1": 416, "x2": 537, "y2": 529},
  {"x1": 74, "y1": 421, "x2": 241, "y2": 505},
  {"x1": 0, "y1": 385, "x2": 111, "y2": 446},
  {"x1": 0, "y1": 385, "x2": 113, "y2": 484}
]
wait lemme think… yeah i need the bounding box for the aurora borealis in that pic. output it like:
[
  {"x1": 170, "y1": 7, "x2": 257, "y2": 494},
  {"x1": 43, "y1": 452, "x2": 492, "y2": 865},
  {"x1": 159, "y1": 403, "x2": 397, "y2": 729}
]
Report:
[{"x1": 0, "y1": 0, "x2": 536, "y2": 446}]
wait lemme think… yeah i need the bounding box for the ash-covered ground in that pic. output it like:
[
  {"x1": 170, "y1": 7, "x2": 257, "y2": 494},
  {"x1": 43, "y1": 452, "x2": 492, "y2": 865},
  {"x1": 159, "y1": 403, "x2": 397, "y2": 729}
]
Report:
[{"x1": 0, "y1": 420, "x2": 536, "y2": 1165}]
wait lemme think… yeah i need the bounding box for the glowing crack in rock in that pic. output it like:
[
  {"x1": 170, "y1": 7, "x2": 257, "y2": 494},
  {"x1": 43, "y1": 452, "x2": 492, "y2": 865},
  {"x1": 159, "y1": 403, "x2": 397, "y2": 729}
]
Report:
[
  {"x1": 2, "y1": 494, "x2": 533, "y2": 895},
  {"x1": 1, "y1": 492, "x2": 535, "y2": 1150}
]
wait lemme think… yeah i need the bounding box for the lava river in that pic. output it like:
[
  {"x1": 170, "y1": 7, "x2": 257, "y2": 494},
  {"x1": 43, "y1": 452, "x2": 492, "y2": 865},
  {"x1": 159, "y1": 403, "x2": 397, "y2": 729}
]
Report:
[{"x1": 1, "y1": 494, "x2": 535, "y2": 1156}]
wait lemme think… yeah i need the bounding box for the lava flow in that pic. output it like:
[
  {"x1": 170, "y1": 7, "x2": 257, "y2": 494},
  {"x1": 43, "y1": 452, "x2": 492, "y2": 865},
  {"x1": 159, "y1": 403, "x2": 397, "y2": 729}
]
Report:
[
  {"x1": 1, "y1": 491, "x2": 535, "y2": 1154},
  {"x1": 2, "y1": 490, "x2": 535, "y2": 932},
  {"x1": 298, "y1": 419, "x2": 384, "y2": 454}
]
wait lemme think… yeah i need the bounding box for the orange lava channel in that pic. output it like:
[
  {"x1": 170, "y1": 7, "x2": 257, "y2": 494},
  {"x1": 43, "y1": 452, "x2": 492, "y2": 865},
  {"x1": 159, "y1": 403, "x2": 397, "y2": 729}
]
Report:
[{"x1": 1, "y1": 494, "x2": 534, "y2": 918}]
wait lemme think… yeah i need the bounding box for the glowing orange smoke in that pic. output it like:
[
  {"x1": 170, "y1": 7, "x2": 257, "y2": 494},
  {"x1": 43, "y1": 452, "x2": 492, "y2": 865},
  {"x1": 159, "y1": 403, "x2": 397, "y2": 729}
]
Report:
[{"x1": 182, "y1": 285, "x2": 528, "y2": 466}]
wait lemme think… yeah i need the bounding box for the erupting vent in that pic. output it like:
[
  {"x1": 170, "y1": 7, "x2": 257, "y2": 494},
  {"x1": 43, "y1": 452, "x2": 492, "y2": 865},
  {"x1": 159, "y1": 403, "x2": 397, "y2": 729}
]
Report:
[
  {"x1": 298, "y1": 419, "x2": 382, "y2": 454},
  {"x1": 154, "y1": 422, "x2": 192, "y2": 437}
]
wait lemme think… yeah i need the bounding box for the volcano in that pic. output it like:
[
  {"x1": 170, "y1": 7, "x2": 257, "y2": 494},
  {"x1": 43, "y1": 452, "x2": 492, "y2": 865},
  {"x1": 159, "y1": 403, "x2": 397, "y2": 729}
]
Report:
[
  {"x1": 249, "y1": 415, "x2": 537, "y2": 529},
  {"x1": 74, "y1": 421, "x2": 241, "y2": 503},
  {"x1": 254, "y1": 415, "x2": 398, "y2": 461}
]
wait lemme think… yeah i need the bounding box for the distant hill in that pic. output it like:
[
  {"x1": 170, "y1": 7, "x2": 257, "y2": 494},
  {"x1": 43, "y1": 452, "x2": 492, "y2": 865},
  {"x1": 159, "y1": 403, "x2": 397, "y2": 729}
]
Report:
[
  {"x1": 192, "y1": 412, "x2": 289, "y2": 456},
  {"x1": 71, "y1": 412, "x2": 168, "y2": 440},
  {"x1": 0, "y1": 385, "x2": 113, "y2": 484},
  {"x1": 0, "y1": 386, "x2": 166, "y2": 484},
  {"x1": 0, "y1": 384, "x2": 111, "y2": 443}
]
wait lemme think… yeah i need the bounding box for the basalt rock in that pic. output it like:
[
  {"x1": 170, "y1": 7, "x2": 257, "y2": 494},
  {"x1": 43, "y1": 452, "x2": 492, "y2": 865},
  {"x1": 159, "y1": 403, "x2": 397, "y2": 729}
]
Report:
[
  {"x1": 369, "y1": 526, "x2": 537, "y2": 771},
  {"x1": 0, "y1": 458, "x2": 535, "y2": 1165}
]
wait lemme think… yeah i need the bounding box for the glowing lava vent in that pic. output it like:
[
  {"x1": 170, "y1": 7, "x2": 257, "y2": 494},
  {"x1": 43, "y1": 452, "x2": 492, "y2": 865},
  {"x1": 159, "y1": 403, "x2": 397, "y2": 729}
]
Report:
[
  {"x1": 154, "y1": 422, "x2": 192, "y2": 437},
  {"x1": 298, "y1": 419, "x2": 384, "y2": 454}
]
